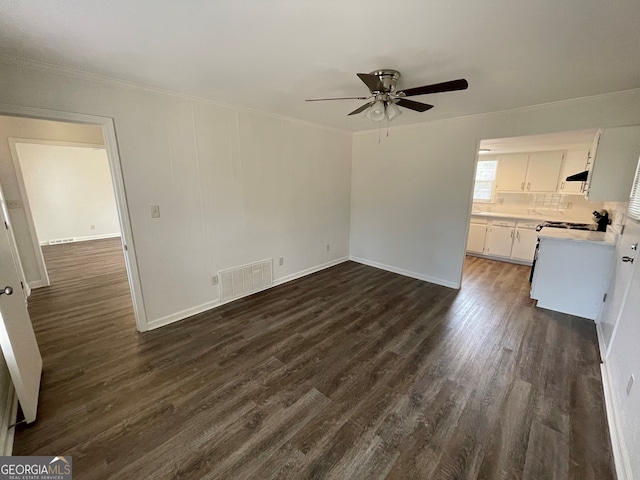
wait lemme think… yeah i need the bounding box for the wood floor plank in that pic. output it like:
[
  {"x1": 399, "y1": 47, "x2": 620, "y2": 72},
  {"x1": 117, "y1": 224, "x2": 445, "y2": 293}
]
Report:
[{"x1": 13, "y1": 243, "x2": 615, "y2": 480}]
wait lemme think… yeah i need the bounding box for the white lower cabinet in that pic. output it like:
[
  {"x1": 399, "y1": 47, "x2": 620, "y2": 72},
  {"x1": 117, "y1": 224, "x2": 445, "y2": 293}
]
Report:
[
  {"x1": 530, "y1": 236, "x2": 615, "y2": 320},
  {"x1": 511, "y1": 224, "x2": 539, "y2": 262},
  {"x1": 467, "y1": 222, "x2": 487, "y2": 254},
  {"x1": 467, "y1": 218, "x2": 540, "y2": 265},
  {"x1": 485, "y1": 222, "x2": 515, "y2": 258}
]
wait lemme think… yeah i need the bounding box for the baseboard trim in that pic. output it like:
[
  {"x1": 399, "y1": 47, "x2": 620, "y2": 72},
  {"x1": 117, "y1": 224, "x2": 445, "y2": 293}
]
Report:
[
  {"x1": 145, "y1": 257, "x2": 350, "y2": 331},
  {"x1": 349, "y1": 256, "x2": 460, "y2": 289},
  {"x1": 600, "y1": 361, "x2": 632, "y2": 480},
  {"x1": 39, "y1": 233, "x2": 121, "y2": 246},
  {"x1": 274, "y1": 257, "x2": 349, "y2": 287},
  {"x1": 28, "y1": 280, "x2": 46, "y2": 290},
  {"x1": 0, "y1": 386, "x2": 19, "y2": 456},
  {"x1": 145, "y1": 299, "x2": 221, "y2": 331},
  {"x1": 465, "y1": 251, "x2": 533, "y2": 266}
]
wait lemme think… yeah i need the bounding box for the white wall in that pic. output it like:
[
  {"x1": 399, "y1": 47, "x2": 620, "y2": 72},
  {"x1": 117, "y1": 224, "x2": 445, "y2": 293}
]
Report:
[
  {"x1": 601, "y1": 215, "x2": 640, "y2": 480},
  {"x1": 16, "y1": 144, "x2": 120, "y2": 244},
  {"x1": 351, "y1": 90, "x2": 640, "y2": 288},
  {"x1": 0, "y1": 58, "x2": 352, "y2": 327},
  {"x1": 0, "y1": 116, "x2": 104, "y2": 284}
]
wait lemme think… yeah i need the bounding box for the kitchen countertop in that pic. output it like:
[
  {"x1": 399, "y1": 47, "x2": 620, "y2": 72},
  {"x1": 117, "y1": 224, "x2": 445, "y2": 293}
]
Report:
[
  {"x1": 537, "y1": 228, "x2": 617, "y2": 246},
  {"x1": 470, "y1": 211, "x2": 589, "y2": 223}
]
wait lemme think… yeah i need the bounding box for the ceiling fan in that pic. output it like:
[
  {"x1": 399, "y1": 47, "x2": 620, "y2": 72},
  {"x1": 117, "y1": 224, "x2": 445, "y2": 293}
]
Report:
[{"x1": 306, "y1": 70, "x2": 468, "y2": 122}]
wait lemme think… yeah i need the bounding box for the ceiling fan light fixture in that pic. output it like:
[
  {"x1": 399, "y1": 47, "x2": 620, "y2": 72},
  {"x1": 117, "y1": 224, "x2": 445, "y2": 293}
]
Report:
[
  {"x1": 367, "y1": 99, "x2": 386, "y2": 122},
  {"x1": 386, "y1": 102, "x2": 402, "y2": 121}
]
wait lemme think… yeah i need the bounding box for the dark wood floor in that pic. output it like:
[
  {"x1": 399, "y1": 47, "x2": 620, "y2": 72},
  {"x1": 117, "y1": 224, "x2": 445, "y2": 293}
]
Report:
[{"x1": 15, "y1": 239, "x2": 614, "y2": 479}]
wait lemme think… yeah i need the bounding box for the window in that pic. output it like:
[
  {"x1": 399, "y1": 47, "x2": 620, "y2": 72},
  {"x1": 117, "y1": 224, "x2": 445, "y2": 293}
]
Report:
[
  {"x1": 473, "y1": 160, "x2": 498, "y2": 202},
  {"x1": 629, "y1": 156, "x2": 640, "y2": 221}
]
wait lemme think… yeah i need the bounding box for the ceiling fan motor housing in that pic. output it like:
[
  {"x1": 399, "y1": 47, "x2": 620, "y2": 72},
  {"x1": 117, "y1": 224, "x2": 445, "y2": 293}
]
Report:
[{"x1": 369, "y1": 69, "x2": 401, "y2": 94}]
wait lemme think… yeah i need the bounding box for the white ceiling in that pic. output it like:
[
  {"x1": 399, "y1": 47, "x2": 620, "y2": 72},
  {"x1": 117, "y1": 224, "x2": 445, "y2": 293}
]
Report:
[
  {"x1": 0, "y1": 0, "x2": 638, "y2": 132},
  {"x1": 480, "y1": 129, "x2": 599, "y2": 155}
]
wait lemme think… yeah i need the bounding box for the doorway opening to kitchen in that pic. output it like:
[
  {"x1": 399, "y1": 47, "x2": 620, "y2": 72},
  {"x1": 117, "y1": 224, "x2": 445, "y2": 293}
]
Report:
[{"x1": 463, "y1": 129, "x2": 604, "y2": 290}]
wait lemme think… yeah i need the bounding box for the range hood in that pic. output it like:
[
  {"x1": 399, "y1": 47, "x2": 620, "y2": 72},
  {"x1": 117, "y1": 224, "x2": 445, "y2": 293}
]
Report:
[{"x1": 565, "y1": 170, "x2": 589, "y2": 182}]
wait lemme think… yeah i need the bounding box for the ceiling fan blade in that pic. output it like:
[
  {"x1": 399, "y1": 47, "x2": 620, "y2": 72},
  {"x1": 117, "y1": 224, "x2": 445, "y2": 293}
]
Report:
[
  {"x1": 395, "y1": 99, "x2": 434, "y2": 112},
  {"x1": 306, "y1": 96, "x2": 370, "y2": 102},
  {"x1": 348, "y1": 102, "x2": 374, "y2": 116},
  {"x1": 357, "y1": 73, "x2": 384, "y2": 92},
  {"x1": 398, "y1": 78, "x2": 469, "y2": 97}
]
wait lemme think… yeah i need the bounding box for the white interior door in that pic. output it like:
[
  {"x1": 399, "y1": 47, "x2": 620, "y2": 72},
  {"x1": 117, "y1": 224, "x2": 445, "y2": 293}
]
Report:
[
  {"x1": 0, "y1": 194, "x2": 42, "y2": 423},
  {"x1": 600, "y1": 216, "x2": 640, "y2": 357}
]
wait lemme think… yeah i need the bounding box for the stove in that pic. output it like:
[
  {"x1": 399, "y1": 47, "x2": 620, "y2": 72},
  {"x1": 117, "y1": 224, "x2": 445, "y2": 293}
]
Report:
[{"x1": 535, "y1": 221, "x2": 594, "y2": 232}]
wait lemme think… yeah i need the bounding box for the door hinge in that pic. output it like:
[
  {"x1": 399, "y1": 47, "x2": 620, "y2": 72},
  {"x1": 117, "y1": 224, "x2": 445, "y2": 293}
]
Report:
[
  {"x1": 603, "y1": 293, "x2": 607, "y2": 302},
  {"x1": 124, "y1": 244, "x2": 128, "y2": 251},
  {"x1": 4, "y1": 221, "x2": 7, "y2": 230},
  {"x1": 621, "y1": 224, "x2": 625, "y2": 235},
  {"x1": 20, "y1": 281, "x2": 24, "y2": 290}
]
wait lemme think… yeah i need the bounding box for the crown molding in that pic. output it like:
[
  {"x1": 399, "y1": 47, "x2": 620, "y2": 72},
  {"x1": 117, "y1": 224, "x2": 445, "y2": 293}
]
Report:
[{"x1": 0, "y1": 55, "x2": 351, "y2": 136}]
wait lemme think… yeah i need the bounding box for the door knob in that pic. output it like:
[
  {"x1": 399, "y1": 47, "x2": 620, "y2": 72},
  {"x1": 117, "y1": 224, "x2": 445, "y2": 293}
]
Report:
[
  {"x1": 621, "y1": 256, "x2": 635, "y2": 263},
  {"x1": 0, "y1": 286, "x2": 13, "y2": 296}
]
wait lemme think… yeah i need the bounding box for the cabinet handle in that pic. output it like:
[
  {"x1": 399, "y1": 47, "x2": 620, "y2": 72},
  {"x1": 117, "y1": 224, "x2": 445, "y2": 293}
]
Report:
[
  {"x1": 511, "y1": 230, "x2": 514, "y2": 238},
  {"x1": 521, "y1": 182, "x2": 524, "y2": 191},
  {"x1": 561, "y1": 181, "x2": 565, "y2": 190},
  {"x1": 527, "y1": 182, "x2": 531, "y2": 191},
  {"x1": 517, "y1": 231, "x2": 520, "y2": 240}
]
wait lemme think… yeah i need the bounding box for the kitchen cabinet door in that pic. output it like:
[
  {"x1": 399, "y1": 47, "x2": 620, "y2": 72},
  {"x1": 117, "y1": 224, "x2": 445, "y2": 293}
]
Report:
[
  {"x1": 496, "y1": 154, "x2": 529, "y2": 192},
  {"x1": 559, "y1": 149, "x2": 589, "y2": 194},
  {"x1": 586, "y1": 125, "x2": 640, "y2": 201},
  {"x1": 485, "y1": 225, "x2": 514, "y2": 257},
  {"x1": 511, "y1": 227, "x2": 538, "y2": 262},
  {"x1": 525, "y1": 151, "x2": 563, "y2": 192},
  {"x1": 466, "y1": 223, "x2": 487, "y2": 254}
]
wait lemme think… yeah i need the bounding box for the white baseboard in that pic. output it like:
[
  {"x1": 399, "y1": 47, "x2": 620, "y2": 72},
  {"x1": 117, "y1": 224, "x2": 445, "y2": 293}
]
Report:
[
  {"x1": 145, "y1": 257, "x2": 350, "y2": 331},
  {"x1": 274, "y1": 257, "x2": 349, "y2": 287},
  {"x1": 465, "y1": 251, "x2": 533, "y2": 266},
  {"x1": 39, "y1": 233, "x2": 121, "y2": 246},
  {"x1": 0, "y1": 386, "x2": 18, "y2": 456},
  {"x1": 349, "y1": 256, "x2": 460, "y2": 289},
  {"x1": 145, "y1": 299, "x2": 221, "y2": 331},
  {"x1": 600, "y1": 361, "x2": 632, "y2": 480}
]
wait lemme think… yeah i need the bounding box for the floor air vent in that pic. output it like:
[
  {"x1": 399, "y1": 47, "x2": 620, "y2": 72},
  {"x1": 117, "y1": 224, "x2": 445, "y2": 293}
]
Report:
[
  {"x1": 48, "y1": 238, "x2": 75, "y2": 245},
  {"x1": 219, "y1": 259, "x2": 273, "y2": 303}
]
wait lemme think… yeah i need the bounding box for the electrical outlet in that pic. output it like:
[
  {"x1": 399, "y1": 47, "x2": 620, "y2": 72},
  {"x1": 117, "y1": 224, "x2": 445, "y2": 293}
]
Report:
[
  {"x1": 150, "y1": 205, "x2": 160, "y2": 218},
  {"x1": 90, "y1": 224, "x2": 96, "y2": 230},
  {"x1": 6, "y1": 200, "x2": 21, "y2": 209},
  {"x1": 627, "y1": 374, "x2": 635, "y2": 395},
  {"x1": 279, "y1": 257, "x2": 284, "y2": 266},
  {"x1": 326, "y1": 244, "x2": 330, "y2": 252},
  {"x1": 567, "y1": 202, "x2": 573, "y2": 209},
  {"x1": 211, "y1": 275, "x2": 218, "y2": 286}
]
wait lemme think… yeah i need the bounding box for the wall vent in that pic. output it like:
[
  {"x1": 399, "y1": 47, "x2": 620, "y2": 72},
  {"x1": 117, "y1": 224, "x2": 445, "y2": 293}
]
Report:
[
  {"x1": 48, "y1": 238, "x2": 75, "y2": 245},
  {"x1": 219, "y1": 258, "x2": 273, "y2": 303}
]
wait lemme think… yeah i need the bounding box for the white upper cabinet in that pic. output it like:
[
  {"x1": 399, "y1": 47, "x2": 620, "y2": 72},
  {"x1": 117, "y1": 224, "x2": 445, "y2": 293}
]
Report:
[
  {"x1": 559, "y1": 149, "x2": 589, "y2": 194},
  {"x1": 495, "y1": 154, "x2": 529, "y2": 192},
  {"x1": 525, "y1": 151, "x2": 564, "y2": 192},
  {"x1": 495, "y1": 151, "x2": 564, "y2": 193},
  {"x1": 585, "y1": 125, "x2": 640, "y2": 202}
]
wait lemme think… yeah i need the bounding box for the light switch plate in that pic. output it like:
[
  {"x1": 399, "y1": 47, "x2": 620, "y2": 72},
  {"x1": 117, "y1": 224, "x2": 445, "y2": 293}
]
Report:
[{"x1": 150, "y1": 205, "x2": 160, "y2": 218}]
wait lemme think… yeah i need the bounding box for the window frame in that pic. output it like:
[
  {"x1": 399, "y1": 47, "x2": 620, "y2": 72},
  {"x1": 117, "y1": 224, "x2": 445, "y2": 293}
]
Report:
[{"x1": 473, "y1": 159, "x2": 499, "y2": 203}]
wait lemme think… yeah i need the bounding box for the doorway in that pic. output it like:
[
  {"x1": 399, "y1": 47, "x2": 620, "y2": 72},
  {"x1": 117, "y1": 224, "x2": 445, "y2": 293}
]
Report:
[{"x1": 0, "y1": 107, "x2": 147, "y2": 331}]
